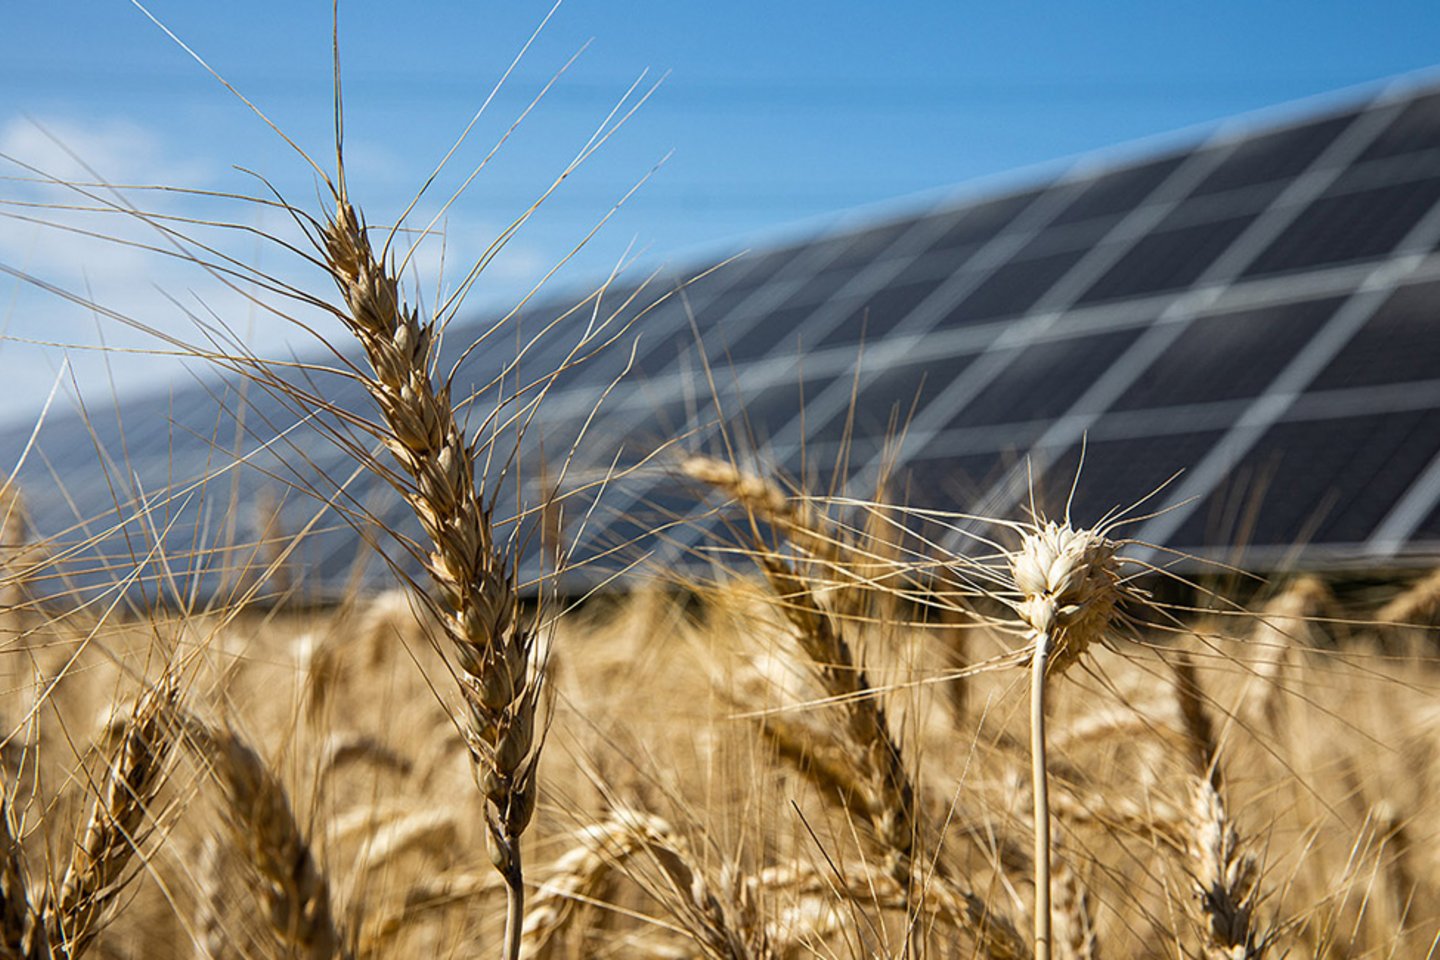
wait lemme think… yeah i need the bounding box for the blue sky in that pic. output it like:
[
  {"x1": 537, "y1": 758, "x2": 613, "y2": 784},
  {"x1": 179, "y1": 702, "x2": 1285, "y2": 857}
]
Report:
[{"x1": 3, "y1": 1, "x2": 1439, "y2": 424}]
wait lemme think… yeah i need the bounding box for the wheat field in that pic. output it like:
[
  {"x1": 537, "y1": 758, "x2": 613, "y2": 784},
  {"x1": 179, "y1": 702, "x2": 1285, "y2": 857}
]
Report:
[{"x1": 3, "y1": 14, "x2": 1440, "y2": 960}]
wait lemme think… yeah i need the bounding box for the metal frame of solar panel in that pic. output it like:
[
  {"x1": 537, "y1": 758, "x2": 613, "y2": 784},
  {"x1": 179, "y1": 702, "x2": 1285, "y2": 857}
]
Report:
[{"x1": 10, "y1": 75, "x2": 1440, "y2": 600}]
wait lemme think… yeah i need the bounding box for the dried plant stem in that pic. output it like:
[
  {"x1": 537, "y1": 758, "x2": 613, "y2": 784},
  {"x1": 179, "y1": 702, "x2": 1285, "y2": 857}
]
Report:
[
  {"x1": 1031, "y1": 631, "x2": 1053, "y2": 960},
  {"x1": 757, "y1": 557, "x2": 918, "y2": 888},
  {"x1": 688, "y1": 460, "x2": 1026, "y2": 958},
  {"x1": 323, "y1": 193, "x2": 543, "y2": 960}
]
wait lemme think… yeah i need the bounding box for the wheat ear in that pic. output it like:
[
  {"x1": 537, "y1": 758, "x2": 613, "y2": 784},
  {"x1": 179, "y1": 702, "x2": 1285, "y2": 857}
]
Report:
[
  {"x1": 683, "y1": 459, "x2": 916, "y2": 879},
  {"x1": 523, "y1": 807, "x2": 758, "y2": 960},
  {"x1": 322, "y1": 195, "x2": 543, "y2": 958},
  {"x1": 180, "y1": 718, "x2": 348, "y2": 960},
  {"x1": 1009, "y1": 521, "x2": 1124, "y2": 960},
  {"x1": 1184, "y1": 778, "x2": 1265, "y2": 960},
  {"x1": 51, "y1": 676, "x2": 179, "y2": 956}
]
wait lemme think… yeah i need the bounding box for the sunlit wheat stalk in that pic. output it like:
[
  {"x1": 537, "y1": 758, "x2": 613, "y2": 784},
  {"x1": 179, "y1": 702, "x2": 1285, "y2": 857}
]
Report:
[
  {"x1": 0, "y1": 793, "x2": 46, "y2": 960},
  {"x1": 686, "y1": 456, "x2": 1028, "y2": 959},
  {"x1": 322, "y1": 190, "x2": 544, "y2": 959},
  {"x1": 1006, "y1": 520, "x2": 1125, "y2": 960}
]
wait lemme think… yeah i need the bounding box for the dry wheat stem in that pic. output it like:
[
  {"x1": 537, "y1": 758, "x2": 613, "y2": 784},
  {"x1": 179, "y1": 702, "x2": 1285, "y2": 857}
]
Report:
[
  {"x1": 1031, "y1": 630, "x2": 1053, "y2": 960},
  {"x1": 682, "y1": 459, "x2": 916, "y2": 883},
  {"x1": 51, "y1": 675, "x2": 180, "y2": 957},
  {"x1": 322, "y1": 193, "x2": 543, "y2": 958}
]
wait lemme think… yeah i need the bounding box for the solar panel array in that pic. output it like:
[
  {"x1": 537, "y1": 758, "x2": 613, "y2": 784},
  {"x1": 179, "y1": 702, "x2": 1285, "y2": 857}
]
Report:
[{"x1": 8, "y1": 77, "x2": 1440, "y2": 599}]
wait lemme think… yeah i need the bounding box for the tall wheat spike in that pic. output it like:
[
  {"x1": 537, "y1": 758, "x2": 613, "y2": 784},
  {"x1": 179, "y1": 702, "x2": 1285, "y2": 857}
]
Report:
[
  {"x1": 1007, "y1": 519, "x2": 1126, "y2": 960},
  {"x1": 322, "y1": 189, "x2": 544, "y2": 958}
]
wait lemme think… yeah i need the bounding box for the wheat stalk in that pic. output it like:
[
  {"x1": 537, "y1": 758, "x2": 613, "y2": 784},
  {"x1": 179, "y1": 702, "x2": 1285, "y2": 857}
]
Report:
[
  {"x1": 1007, "y1": 520, "x2": 1125, "y2": 960},
  {"x1": 321, "y1": 192, "x2": 546, "y2": 958},
  {"x1": 687, "y1": 459, "x2": 1028, "y2": 958},
  {"x1": 0, "y1": 794, "x2": 46, "y2": 960}
]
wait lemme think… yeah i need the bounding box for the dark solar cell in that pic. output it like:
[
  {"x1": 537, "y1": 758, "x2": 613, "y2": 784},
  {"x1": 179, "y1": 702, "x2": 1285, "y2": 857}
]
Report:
[
  {"x1": 723, "y1": 302, "x2": 821, "y2": 360},
  {"x1": 1017, "y1": 216, "x2": 1117, "y2": 258},
  {"x1": 1172, "y1": 409, "x2": 1440, "y2": 548},
  {"x1": 811, "y1": 355, "x2": 975, "y2": 446},
  {"x1": 943, "y1": 247, "x2": 1089, "y2": 325},
  {"x1": 1157, "y1": 182, "x2": 1277, "y2": 231},
  {"x1": 948, "y1": 329, "x2": 1137, "y2": 428},
  {"x1": 817, "y1": 276, "x2": 951, "y2": 348},
  {"x1": 1192, "y1": 113, "x2": 1356, "y2": 197},
  {"x1": 1076, "y1": 212, "x2": 1259, "y2": 305},
  {"x1": 1050, "y1": 155, "x2": 1185, "y2": 226},
  {"x1": 1036, "y1": 429, "x2": 1227, "y2": 530},
  {"x1": 889, "y1": 251, "x2": 958, "y2": 287},
  {"x1": 1358, "y1": 90, "x2": 1440, "y2": 162},
  {"x1": 1113, "y1": 297, "x2": 1342, "y2": 410},
  {"x1": 1311, "y1": 281, "x2": 1440, "y2": 390},
  {"x1": 923, "y1": 187, "x2": 1048, "y2": 254},
  {"x1": 1243, "y1": 175, "x2": 1440, "y2": 278},
  {"x1": 786, "y1": 265, "x2": 867, "y2": 308}
]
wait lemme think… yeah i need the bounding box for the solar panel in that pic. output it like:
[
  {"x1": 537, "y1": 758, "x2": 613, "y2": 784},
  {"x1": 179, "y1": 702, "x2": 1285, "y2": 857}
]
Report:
[{"x1": 14, "y1": 77, "x2": 1440, "y2": 599}]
